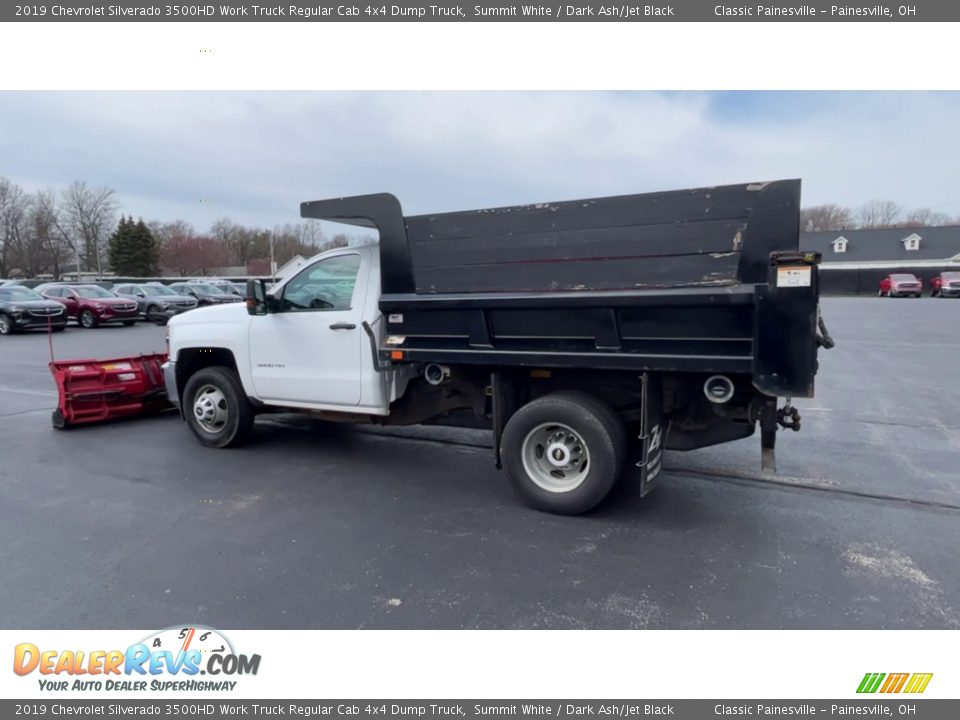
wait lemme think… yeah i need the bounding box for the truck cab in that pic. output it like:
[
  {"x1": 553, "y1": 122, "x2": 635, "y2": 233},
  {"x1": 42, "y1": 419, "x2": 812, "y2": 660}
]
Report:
[{"x1": 165, "y1": 244, "x2": 413, "y2": 421}]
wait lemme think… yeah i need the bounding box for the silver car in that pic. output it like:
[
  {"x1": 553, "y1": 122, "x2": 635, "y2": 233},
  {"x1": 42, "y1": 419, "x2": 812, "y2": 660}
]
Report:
[{"x1": 113, "y1": 283, "x2": 198, "y2": 323}]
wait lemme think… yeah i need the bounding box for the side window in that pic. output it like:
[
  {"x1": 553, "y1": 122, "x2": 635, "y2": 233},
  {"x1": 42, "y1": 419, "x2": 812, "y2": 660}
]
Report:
[
  {"x1": 281, "y1": 255, "x2": 361, "y2": 312},
  {"x1": 48, "y1": 288, "x2": 63, "y2": 297}
]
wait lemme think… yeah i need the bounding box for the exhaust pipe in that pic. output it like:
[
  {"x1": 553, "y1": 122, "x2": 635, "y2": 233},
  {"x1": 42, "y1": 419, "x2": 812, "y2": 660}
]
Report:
[
  {"x1": 424, "y1": 363, "x2": 450, "y2": 386},
  {"x1": 703, "y1": 375, "x2": 735, "y2": 404}
]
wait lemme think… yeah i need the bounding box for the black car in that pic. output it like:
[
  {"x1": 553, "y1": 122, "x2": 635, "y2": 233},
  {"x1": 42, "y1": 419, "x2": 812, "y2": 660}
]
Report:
[
  {"x1": 0, "y1": 285, "x2": 69, "y2": 335},
  {"x1": 113, "y1": 283, "x2": 198, "y2": 322},
  {"x1": 168, "y1": 282, "x2": 243, "y2": 306}
]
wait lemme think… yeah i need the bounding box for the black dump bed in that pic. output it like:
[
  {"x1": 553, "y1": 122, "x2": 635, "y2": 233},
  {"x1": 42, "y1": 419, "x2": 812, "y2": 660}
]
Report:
[{"x1": 301, "y1": 180, "x2": 821, "y2": 397}]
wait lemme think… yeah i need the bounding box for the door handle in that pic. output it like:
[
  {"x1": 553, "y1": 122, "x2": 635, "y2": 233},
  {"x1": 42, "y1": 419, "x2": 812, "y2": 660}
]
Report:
[{"x1": 329, "y1": 322, "x2": 356, "y2": 330}]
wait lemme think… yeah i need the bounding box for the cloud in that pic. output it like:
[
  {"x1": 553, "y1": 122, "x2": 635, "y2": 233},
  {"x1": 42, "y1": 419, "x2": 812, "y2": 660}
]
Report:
[{"x1": 0, "y1": 91, "x2": 958, "y2": 231}]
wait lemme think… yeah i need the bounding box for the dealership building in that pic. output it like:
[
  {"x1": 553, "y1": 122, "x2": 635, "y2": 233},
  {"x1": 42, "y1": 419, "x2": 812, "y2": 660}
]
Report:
[{"x1": 801, "y1": 225, "x2": 960, "y2": 294}]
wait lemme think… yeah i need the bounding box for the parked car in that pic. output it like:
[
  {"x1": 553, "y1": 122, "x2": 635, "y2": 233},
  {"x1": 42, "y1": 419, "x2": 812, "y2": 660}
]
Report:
[
  {"x1": 168, "y1": 282, "x2": 243, "y2": 306},
  {"x1": 0, "y1": 279, "x2": 47, "y2": 289},
  {"x1": 0, "y1": 285, "x2": 69, "y2": 335},
  {"x1": 36, "y1": 284, "x2": 140, "y2": 328},
  {"x1": 112, "y1": 283, "x2": 199, "y2": 322},
  {"x1": 206, "y1": 280, "x2": 245, "y2": 297},
  {"x1": 930, "y1": 271, "x2": 960, "y2": 298},
  {"x1": 878, "y1": 273, "x2": 923, "y2": 298}
]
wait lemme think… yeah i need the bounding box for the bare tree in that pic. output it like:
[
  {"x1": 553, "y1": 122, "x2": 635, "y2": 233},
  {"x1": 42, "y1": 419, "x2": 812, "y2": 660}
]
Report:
[
  {"x1": 0, "y1": 178, "x2": 32, "y2": 278},
  {"x1": 800, "y1": 204, "x2": 854, "y2": 232},
  {"x1": 212, "y1": 218, "x2": 273, "y2": 269},
  {"x1": 857, "y1": 200, "x2": 903, "y2": 229},
  {"x1": 902, "y1": 207, "x2": 953, "y2": 228},
  {"x1": 321, "y1": 234, "x2": 350, "y2": 251},
  {"x1": 61, "y1": 181, "x2": 118, "y2": 276},
  {"x1": 33, "y1": 189, "x2": 73, "y2": 278}
]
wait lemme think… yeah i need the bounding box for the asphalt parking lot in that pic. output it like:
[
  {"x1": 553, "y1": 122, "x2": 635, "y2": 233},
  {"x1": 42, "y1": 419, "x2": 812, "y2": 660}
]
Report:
[{"x1": 1, "y1": 297, "x2": 959, "y2": 629}]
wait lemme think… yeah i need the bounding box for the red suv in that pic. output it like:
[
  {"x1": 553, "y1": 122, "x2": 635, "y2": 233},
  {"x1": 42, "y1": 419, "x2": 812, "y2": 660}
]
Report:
[
  {"x1": 930, "y1": 271, "x2": 960, "y2": 298},
  {"x1": 37, "y1": 284, "x2": 140, "y2": 328},
  {"x1": 878, "y1": 273, "x2": 923, "y2": 298}
]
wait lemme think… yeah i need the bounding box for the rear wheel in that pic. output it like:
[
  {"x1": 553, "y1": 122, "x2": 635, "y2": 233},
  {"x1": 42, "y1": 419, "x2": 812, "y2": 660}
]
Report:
[
  {"x1": 0, "y1": 313, "x2": 14, "y2": 335},
  {"x1": 501, "y1": 390, "x2": 627, "y2": 515},
  {"x1": 183, "y1": 366, "x2": 255, "y2": 448},
  {"x1": 80, "y1": 310, "x2": 97, "y2": 328}
]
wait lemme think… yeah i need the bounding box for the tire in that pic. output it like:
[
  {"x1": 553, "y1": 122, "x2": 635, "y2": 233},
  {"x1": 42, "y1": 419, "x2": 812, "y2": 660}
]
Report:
[
  {"x1": 182, "y1": 366, "x2": 255, "y2": 448},
  {"x1": 0, "y1": 313, "x2": 13, "y2": 335},
  {"x1": 501, "y1": 390, "x2": 627, "y2": 515},
  {"x1": 80, "y1": 310, "x2": 97, "y2": 328},
  {"x1": 146, "y1": 304, "x2": 160, "y2": 322}
]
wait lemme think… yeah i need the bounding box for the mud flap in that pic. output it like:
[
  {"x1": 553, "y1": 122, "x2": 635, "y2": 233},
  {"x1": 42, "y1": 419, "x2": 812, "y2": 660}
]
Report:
[
  {"x1": 624, "y1": 373, "x2": 669, "y2": 498},
  {"x1": 759, "y1": 398, "x2": 778, "y2": 473}
]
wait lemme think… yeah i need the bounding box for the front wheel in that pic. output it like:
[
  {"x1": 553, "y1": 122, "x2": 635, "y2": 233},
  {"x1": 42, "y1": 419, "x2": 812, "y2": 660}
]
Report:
[
  {"x1": 80, "y1": 310, "x2": 97, "y2": 328},
  {"x1": 501, "y1": 391, "x2": 627, "y2": 515},
  {"x1": 183, "y1": 366, "x2": 255, "y2": 448},
  {"x1": 0, "y1": 313, "x2": 14, "y2": 335}
]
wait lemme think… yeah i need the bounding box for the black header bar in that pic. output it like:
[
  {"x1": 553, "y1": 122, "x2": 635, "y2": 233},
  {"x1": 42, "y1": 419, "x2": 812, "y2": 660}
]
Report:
[{"x1": 3, "y1": 0, "x2": 953, "y2": 22}]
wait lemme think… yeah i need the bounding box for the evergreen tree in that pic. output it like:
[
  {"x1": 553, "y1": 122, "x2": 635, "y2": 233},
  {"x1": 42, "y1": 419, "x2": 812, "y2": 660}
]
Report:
[
  {"x1": 133, "y1": 218, "x2": 160, "y2": 276},
  {"x1": 107, "y1": 216, "x2": 134, "y2": 274},
  {"x1": 108, "y1": 216, "x2": 160, "y2": 276}
]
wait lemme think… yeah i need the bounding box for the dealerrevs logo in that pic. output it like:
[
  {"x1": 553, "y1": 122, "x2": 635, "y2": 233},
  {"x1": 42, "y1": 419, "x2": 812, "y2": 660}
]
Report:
[{"x1": 13, "y1": 626, "x2": 261, "y2": 692}]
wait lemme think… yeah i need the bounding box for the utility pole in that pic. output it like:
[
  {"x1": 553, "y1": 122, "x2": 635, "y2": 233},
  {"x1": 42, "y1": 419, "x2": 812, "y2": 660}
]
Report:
[{"x1": 269, "y1": 235, "x2": 276, "y2": 278}]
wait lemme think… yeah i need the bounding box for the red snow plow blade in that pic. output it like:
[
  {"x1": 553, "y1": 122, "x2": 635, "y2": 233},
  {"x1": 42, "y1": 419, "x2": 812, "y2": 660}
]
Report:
[{"x1": 49, "y1": 353, "x2": 172, "y2": 428}]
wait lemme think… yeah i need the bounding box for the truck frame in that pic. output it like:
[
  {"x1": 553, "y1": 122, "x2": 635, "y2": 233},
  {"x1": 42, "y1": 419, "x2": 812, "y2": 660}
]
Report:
[{"x1": 162, "y1": 179, "x2": 829, "y2": 514}]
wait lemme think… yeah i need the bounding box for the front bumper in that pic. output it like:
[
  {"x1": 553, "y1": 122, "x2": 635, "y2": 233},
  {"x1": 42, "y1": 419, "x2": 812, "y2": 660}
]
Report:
[
  {"x1": 14, "y1": 314, "x2": 68, "y2": 329},
  {"x1": 939, "y1": 287, "x2": 960, "y2": 297},
  {"x1": 96, "y1": 309, "x2": 140, "y2": 322},
  {"x1": 151, "y1": 305, "x2": 197, "y2": 318},
  {"x1": 162, "y1": 360, "x2": 180, "y2": 409}
]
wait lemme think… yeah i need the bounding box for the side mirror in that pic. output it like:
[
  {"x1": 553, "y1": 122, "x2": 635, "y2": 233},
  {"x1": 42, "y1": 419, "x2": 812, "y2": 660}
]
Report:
[{"x1": 246, "y1": 279, "x2": 270, "y2": 316}]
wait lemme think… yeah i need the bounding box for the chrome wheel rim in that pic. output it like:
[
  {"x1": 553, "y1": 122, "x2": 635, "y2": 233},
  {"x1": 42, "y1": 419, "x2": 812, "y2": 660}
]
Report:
[
  {"x1": 193, "y1": 385, "x2": 228, "y2": 433},
  {"x1": 521, "y1": 422, "x2": 590, "y2": 493},
  {"x1": 0, "y1": 315, "x2": 10, "y2": 334},
  {"x1": 81, "y1": 311, "x2": 95, "y2": 328}
]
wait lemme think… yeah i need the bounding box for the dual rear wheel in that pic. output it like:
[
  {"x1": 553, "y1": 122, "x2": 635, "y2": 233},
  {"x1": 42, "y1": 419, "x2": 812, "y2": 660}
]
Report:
[{"x1": 501, "y1": 391, "x2": 628, "y2": 515}]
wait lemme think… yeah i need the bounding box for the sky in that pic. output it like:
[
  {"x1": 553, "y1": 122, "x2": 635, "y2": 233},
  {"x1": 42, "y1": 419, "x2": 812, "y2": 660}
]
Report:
[{"x1": 1, "y1": 91, "x2": 958, "y2": 234}]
